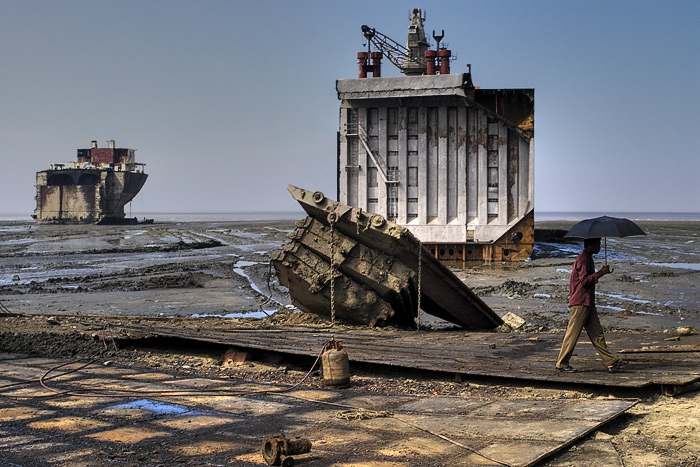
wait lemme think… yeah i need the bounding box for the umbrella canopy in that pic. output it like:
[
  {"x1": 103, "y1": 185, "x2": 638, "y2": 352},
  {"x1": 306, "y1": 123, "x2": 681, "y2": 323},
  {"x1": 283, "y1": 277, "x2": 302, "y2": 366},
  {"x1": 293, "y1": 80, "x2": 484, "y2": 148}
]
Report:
[
  {"x1": 564, "y1": 216, "x2": 646, "y2": 266},
  {"x1": 564, "y1": 216, "x2": 646, "y2": 239}
]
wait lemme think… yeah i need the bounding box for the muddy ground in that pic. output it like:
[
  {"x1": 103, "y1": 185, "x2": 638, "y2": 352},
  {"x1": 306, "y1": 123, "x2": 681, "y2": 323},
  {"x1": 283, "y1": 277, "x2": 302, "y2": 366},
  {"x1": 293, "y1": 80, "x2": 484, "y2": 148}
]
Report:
[{"x1": 0, "y1": 217, "x2": 699, "y2": 466}]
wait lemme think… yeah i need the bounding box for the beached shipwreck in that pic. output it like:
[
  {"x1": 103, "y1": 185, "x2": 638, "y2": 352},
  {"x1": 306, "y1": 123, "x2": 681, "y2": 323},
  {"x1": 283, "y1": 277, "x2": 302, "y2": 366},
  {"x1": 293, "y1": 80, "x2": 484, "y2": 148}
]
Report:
[
  {"x1": 272, "y1": 185, "x2": 502, "y2": 329},
  {"x1": 33, "y1": 140, "x2": 148, "y2": 225}
]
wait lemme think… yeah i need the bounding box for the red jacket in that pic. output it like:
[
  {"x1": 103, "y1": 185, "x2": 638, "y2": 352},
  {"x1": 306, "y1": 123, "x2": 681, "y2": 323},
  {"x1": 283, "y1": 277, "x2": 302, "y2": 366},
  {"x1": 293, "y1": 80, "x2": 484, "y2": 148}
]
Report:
[{"x1": 569, "y1": 249, "x2": 604, "y2": 307}]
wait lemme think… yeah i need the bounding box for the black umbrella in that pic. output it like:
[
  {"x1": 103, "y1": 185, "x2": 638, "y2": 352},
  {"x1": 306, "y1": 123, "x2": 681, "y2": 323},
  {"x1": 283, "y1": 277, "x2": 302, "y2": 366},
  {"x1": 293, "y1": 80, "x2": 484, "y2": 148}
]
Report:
[{"x1": 564, "y1": 215, "x2": 646, "y2": 266}]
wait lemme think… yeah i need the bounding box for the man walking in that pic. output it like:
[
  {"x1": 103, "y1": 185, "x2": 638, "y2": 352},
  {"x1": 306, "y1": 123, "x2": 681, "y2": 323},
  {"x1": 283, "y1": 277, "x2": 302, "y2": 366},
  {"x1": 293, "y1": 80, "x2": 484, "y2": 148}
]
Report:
[{"x1": 556, "y1": 237, "x2": 627, "y2": 373}]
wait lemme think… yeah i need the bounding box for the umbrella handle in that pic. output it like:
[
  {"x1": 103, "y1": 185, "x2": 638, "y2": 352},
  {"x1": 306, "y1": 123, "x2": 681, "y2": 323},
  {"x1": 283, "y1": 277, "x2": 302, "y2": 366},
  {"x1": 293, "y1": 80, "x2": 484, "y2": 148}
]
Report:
[
  {"x1": 604, "y1": 237, "x2": 614, "y2": 273},
  {"x1": 604, "y1": 237, "x2": 607, "y2": 266}
]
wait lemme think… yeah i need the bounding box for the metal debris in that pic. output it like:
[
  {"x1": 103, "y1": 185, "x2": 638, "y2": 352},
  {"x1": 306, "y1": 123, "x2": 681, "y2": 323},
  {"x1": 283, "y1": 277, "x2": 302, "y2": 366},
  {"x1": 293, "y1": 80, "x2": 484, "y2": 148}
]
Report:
[
  {"x1": 261, "y1": 434, "x2": 312, "y2": 466},
  {"x1": 271, "y1": 185, "x2": 502, "y2": 329}
]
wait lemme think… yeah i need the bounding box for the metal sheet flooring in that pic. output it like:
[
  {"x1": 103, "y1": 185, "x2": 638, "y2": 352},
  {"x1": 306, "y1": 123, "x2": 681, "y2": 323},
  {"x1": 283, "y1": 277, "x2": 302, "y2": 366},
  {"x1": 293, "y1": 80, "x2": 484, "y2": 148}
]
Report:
[
  {"x1": 114, "y1": 325, "x2": 700, "y2": 394},
  {"x1": 0, "y1": 353, "x2": 636, "y2": 466}
]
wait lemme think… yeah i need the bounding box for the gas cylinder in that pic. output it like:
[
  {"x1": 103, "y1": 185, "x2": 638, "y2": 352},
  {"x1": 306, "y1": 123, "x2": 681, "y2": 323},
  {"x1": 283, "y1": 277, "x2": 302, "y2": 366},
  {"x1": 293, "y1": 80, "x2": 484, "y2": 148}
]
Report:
[{"x1": 321, "y1": 339, "x2": 350, "y2": 388}]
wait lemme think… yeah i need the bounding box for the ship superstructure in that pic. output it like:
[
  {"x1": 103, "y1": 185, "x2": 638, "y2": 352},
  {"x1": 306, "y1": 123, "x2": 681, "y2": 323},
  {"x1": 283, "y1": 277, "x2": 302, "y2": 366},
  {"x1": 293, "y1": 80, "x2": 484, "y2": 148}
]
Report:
[
  {"x1": 337, "y1": 9, "x2": 535, "y2": 263},
  {"x1": 33, "y1": 140, "x2": 148, "y2": 224}
]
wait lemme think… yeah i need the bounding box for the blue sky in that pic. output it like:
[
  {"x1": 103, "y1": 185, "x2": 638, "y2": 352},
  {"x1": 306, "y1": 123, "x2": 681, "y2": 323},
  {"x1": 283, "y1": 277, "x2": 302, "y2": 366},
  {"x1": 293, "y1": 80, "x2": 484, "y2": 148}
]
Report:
[{"x1": 1, "y1": 0, "x2": 698, "y2": 216}]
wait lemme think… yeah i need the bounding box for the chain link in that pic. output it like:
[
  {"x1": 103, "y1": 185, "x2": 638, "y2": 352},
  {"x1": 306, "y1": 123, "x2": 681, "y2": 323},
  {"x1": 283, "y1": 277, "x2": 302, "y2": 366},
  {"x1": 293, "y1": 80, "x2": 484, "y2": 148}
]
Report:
[
  {"x1": 329, "y1": 219, "x2": 336, "y2": 326},
  {"x1": 417, "y1": 239, "x2": 422, "y2": 331}
]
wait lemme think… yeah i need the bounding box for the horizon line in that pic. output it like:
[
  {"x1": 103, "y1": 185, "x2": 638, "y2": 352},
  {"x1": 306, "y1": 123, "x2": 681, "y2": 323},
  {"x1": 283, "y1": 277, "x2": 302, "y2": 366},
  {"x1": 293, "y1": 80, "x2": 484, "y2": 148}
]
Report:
[{"x1": 1, "y1": 210, "x2": 699, "y2": 215}]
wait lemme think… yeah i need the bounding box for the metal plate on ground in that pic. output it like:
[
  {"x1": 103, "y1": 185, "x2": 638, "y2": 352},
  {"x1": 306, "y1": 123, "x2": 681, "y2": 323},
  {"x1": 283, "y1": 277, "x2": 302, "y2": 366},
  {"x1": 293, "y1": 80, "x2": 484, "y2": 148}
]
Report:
[
  {"x1": 0, "y1": 355, "x2": 635, "y2": 466},
  {"x1": 113, "y1": 325, "x2": 700, "y2": 391}
]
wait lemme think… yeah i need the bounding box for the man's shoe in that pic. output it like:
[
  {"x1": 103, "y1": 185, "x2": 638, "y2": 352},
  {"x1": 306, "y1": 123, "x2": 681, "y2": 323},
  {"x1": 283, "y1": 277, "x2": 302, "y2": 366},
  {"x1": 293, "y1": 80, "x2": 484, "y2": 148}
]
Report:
[
  {"x1": 556, "y1": 365, "x2": 577, "y2": 373},
  {"x1": 607, "y1": 360, "x2": 629, "y2": 373}
]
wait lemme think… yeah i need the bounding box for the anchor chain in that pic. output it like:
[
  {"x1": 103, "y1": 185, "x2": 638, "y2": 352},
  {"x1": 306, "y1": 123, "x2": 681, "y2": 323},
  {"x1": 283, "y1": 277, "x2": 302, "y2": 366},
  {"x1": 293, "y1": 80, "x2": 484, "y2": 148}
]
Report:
[
  {"x1": 329, "y1": 215, "x2": 336, "y2": 326},
  {"x1": 417, "y1": 239, "x2": 422, "y2": 330}
]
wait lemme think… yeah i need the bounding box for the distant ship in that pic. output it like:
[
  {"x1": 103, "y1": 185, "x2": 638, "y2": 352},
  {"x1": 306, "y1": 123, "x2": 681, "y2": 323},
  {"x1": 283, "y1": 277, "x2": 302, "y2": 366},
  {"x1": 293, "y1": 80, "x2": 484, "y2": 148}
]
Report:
[{"x1": 32, "y1": 140, "x2": 148, "y2": 225}]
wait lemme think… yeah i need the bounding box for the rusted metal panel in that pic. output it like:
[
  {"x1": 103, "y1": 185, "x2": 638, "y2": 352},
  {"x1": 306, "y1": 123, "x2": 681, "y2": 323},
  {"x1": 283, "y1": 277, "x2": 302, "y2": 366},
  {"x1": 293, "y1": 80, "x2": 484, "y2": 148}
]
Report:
[
  {"x1": 272, "y1": 242, "x2": 399, "y2": 327},
  {"x1": 90, "y1": 148, "x2": 115, "y2": 165},
  {"x1": 426, "y1": 210, "x2": 535, "y2": 264},
  {"x1": 290, "y1": 217, "x2": 415, "y2": 299}
]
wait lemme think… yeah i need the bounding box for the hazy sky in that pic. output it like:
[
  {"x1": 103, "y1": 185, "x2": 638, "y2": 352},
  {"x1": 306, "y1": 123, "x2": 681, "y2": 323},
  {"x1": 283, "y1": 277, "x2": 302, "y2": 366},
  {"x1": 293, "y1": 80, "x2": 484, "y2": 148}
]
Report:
[{"x1": 1, "y1": 0, "x2": 698, "y2": 216}]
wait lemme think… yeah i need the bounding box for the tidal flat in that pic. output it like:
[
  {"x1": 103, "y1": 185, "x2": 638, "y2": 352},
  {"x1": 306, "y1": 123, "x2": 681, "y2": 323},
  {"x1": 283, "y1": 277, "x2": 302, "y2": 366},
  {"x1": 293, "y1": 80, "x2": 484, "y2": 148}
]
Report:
[{"x1": 0, "y1": 218, "x2": 697, "y2": 332}]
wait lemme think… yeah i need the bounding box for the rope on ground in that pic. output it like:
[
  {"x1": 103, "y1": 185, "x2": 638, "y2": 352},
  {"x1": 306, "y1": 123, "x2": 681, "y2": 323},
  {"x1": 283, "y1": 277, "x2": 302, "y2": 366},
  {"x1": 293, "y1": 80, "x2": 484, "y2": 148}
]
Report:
[{"x1": 336, "y1": 408, "x2": 393, "y2": 420}]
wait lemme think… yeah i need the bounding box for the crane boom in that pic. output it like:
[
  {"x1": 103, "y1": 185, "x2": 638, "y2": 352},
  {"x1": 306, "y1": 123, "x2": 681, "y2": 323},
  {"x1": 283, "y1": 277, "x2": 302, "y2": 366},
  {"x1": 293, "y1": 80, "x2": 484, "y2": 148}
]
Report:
[
  {"x1": 357, "y1": 9, "x2": 457, "y2": 77},
  {"x1": 360, "y1": 8, "x2": 430, "y2": 76},
  {"x1": 361, "y1": 25, "x2": 426, "y2": 75}
]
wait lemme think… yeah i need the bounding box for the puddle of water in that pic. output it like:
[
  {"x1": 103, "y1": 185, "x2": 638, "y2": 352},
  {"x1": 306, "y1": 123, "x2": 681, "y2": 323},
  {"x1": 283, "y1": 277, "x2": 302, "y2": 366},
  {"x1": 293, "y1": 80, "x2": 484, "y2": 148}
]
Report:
[
  {"x1": 598, "y1": 305, "x2": 626, "y2": 312},
  {"x1": 647, "y1": 262, "x2": 700, "y2": 271},
  {"x1": 233, "y1": 261, "x2": 275, "y2": 299},
  {"x1": 123, "y1": 230, "x2": 147, "y2": 240},
  {"x1": 229, "y1": 231, "x2": 266, "y2": 239},
  {"x1": 108, "y1": 399, "x2": 199, "y2": 416},
  {"x1": 598, "y1": 305, "x2": 663, "y2": 316},
  {"x1": 597, "y1": 292, "x2": 652, "y2": 305},
  {"x1": 190, "y1": 310, "x2": 274, "y2": 319}
]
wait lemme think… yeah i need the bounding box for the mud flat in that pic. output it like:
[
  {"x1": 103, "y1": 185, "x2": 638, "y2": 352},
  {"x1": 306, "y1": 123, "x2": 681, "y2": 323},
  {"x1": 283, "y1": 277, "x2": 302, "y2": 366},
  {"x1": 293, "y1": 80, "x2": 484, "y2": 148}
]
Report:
[
  {"x1": 0, "y1": 217, "x2": 699, "y2": 466},
  {"x1": 0, "y1": 218, "x2": 697, "y2": 330}
]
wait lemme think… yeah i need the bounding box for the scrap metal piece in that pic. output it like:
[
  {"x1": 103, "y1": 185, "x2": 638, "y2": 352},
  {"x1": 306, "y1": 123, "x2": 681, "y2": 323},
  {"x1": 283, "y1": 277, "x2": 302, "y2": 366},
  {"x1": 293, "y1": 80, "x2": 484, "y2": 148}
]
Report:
[
  {"x1": 290, "y1": 217, "x2": 417, "y2": 315},
  {"x1": 271, "y1": 243, "x2": 399, "y2": 326},
  {"x1": 272, "y1": 185, "x2": 502, "y2": 329},
  {"x1": 262, "y1": 434, "x2": 312, "y2": 466}
]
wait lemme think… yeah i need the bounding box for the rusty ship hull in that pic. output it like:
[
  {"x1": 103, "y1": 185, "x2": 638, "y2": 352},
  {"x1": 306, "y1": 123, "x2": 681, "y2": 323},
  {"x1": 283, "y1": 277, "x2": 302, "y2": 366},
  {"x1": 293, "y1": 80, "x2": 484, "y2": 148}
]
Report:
[
  {"x1": 271, "y1": 185, "x2": 502, "y2": 329},
  {"x1": 33, "y1": 140, "x2": 148, "y2": 225}
]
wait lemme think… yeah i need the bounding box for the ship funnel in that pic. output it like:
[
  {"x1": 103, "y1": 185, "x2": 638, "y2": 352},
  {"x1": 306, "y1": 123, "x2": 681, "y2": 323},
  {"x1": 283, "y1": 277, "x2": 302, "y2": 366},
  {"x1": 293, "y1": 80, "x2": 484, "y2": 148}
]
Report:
[
  {"x1": 108, "y1": 140, "x2": 115, "y2": 149},
  {"x1": 91, "y1": 140, "x2": 98, "y2": 149}
]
